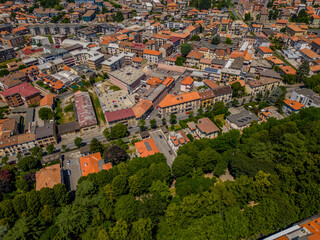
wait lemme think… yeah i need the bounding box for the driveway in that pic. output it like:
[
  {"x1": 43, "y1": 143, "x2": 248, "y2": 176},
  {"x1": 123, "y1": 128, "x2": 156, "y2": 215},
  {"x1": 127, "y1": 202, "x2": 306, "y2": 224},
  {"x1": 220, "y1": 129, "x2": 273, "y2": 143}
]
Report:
[
  {"x1": 149, "y1": 129, "x2": 176, "y2": 167},
  {"x1": 62, "y1": 150, "x2": 82, "y2": 191}
]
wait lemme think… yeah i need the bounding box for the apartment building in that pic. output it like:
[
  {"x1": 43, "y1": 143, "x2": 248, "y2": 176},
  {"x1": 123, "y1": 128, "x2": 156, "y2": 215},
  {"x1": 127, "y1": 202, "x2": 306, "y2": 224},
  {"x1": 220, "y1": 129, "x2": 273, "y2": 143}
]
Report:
[
  {"x1": 143, "y1": 49, "x2": 163, "y2": 64},
  {"x1": 245, "y1": 77, "x2": 280, "y2": 96},
  {"x1": 0, "y1": 83, "x2": 41, "y2": 107},
  {"x1": 35, "y1": 123, "x2": 57, "y2": 147},
  {"x1": 158, "y1": 92, "x2": 201, "y2": 118},
  {"x1": 0, "y1": 45, "x2": 16, "y2": 63}
]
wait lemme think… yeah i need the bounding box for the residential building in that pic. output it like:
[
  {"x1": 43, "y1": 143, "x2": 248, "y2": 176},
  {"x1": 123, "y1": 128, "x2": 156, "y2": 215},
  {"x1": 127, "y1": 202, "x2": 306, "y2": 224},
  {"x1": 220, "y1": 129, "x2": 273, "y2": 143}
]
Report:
[
  {"x1": 32, "y1": 36, "x2": 50, "y2": 46},
  {"x1": 132, "y1": 99, "x2": 153, "y2": 120},
  {"x1": 143, "y1": 49, "x2": 163, "y2": 64},
  {"x1": 226, "y1": 109, "x2": 260, "y2": 130},
  {"x1": 195, "y1": 117, "x2": 219, "y2": 139},
  {"x1": 220, "y1": 68, "x2": 241, "y2": 83},
  {"x1": 199, "y1": 90, "x2": 215, "y2": 109},
  {"x1": 35, "y1": 123, "x2": 57, "y2": 147},
  {"x1": 80, "y1": 152, "x2": 112, "y2": 176},
  {"x1": 180, "y1": 76, "x2": 194, "y2": 92},
  {"x1": 158, "y1": 92, "x2": 201, "y2": 118},
  {"x1": 258, "y1": 46, "x2": 274, "y2": 58},
  {"x1": 102, "y1": 53, "x2": 128, "y2": 73},
  {"x1": 186, "y1": 51, "x2": 204, "y2": 66},
  {"x1": 74, "y1": 91, "x2": 98, "y2": 132},
  {"x1": 259, "y1": 106, "x2": 283, "y2": 121},
  {"x1": 290, "y1": 88, "x2": 320, "y2": 107},
  {"x1": 0, "y1": 72, "x2": 27, "y2": 90},
  {"x1": 1, "y1": 35, "x2": 25, "y2": 47},
  {"x1": 0, "y1": 45, "x2": 16, "y2": 63},
  {"x1": 245, "y1": 78, "x2": 281, "y2": 96},
  {"x1": 83, "y1": 10, "x2": 96, "y2": 22},
  {"x1": 35, "y1": 164, "x2": 62, "y2": 191},
  {"x1": 283, "y1": 99, "x2": 304, "y2": 114},
  {"x1": 135, "y1": 138, "x2": 160, "y2": 157},
  {"x1": 279, "y1": 66, "x2": 297, "y2": 76},
  {"x1": 109, "y1": 66, "x2": 145, "y2": 93},
  {"x1": 0, "y1": 83, "x2": 41, "y2": 107},
  {"x1": 300, "y1": 48, "x2": 320, "y2": 61}
]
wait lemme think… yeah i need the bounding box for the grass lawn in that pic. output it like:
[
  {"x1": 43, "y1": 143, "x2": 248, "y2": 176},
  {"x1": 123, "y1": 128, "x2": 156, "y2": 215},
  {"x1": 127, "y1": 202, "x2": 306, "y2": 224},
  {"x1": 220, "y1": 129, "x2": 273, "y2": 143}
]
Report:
[{"x1": 89, "y1": 92, "x2": 106, "y2": 124}]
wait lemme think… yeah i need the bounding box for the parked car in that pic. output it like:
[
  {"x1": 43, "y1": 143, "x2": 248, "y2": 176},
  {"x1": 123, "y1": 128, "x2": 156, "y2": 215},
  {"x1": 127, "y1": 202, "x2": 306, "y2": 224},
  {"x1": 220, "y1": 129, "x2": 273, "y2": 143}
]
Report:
[
  {"x1": 159, "y1": 135, "x2": 162, "y2": 139},
  {"x1": 67, "y1": 170, "x2": 71, "y2": 175},
  {"x1": 67, "y1": 160, "x2": 71, "y2": 165}
]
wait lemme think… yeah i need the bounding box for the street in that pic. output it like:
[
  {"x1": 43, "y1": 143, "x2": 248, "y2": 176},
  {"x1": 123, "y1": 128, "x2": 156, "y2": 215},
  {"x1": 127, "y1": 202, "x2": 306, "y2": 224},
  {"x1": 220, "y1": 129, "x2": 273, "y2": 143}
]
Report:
[
  {"x1": 149, "y1": 129, "x2": 176, "y2": 166},
  {"x1": 61, "y1": 150, "x2": 82, "y2": 191}
]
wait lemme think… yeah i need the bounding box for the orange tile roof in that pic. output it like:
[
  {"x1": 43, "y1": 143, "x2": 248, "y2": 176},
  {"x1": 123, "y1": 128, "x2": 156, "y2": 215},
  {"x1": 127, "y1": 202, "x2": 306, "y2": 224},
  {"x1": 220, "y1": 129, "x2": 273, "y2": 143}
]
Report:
[
  {"x1": 133, "y1": 57, "x2": 143, "y2": 62},
  {"x1": 203, "y1": 79, "x2": 219, "y2": 89},
  {"x1": 186, "y1": 51, "x2": 204, "y2": 60},
  {"x1": 300, "y1": 48, "x2": 320, "y2": 59},
  {"x1": 230, "y1": 79, "x2": 245, "y2": 87},
  {"x1": 35, "y1": 164, "x2": 61, "y2": 191},
  {"x1": 265, "y1": 56, "x2": 284, "y2": 65},
  {"x1": 132, "y1": 99, "x2": 153, "y2": 119},
  {"x1": 284, "y1": 99, "x2": 304, "y2": 110},
  {"x1": 159, "y1": 92, "x2": 200, "y2": 108},
  {"x1": 146, "y1": 77, "x2": 162, "y2": 85},
  {"x1": 280, "y1": 65, "x2": 297, "y2": 75},
  {"x1": 180, "y1": 76, "x2": 194, "y2": 85},
  {"x1": 135, "y1": 138, "x2": 160, "y2": 157},
  {"x1": 63, "y1": 66, "x2": 71, "y2": 71},
  {"x1": 300, "y1": 217, "x2": 320, "y2": 233},
  {"x1": 102, "y1": 162, "x2": 112, "y2": 170},
  {"x1": 252, "y1": 24, "x2": 261, "y2": 28},
  {"x1": 40, "y1": 94, "x2": 56, "y2": 107},
  {"x1": 163, "y1": 76, "x2": 175, "y2": 87},
  {"x1": 310, "y1": 65, "x2": 320, "y2": 72},
  {"x1": 312, "y1": 38, "x2": 320, "y2": 46},
  {"x1": 143, "y1": 49, "x2": 162, "y2": 56},
  {"x1": 259, "y1": 46, "x2": 273, "y2": 54},
  {"x1": 80, "y1": 152, "x2": 103, "y2": 176}
]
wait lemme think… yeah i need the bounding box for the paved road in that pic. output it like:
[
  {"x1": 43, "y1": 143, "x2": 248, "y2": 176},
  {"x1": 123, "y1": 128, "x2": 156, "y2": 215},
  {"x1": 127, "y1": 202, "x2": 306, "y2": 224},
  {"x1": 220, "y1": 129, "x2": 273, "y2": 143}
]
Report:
[
  {"x1": 149, "y1": 129, "x2": 176, "y2": 166},
  {"x1": 62, "y1": 150, "x2": 82, "y2": 191}
]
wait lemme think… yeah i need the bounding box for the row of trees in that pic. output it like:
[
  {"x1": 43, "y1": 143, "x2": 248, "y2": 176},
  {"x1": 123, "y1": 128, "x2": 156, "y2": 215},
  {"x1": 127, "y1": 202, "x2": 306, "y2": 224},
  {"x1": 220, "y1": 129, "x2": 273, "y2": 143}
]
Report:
[{"x1": 1, "y1": 108, "x2": 320, "y2": 239}]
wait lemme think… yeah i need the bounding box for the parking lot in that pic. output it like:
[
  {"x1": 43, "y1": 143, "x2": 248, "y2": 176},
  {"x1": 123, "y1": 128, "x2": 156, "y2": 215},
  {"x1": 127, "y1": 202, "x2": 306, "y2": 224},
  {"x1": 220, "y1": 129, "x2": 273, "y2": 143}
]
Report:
[
  {"x1": 149, "y1": 129, "x2": 176, "y2": 166},
  {"x1": 62, "y1": 150, "x2": 82, "y2": 191}
]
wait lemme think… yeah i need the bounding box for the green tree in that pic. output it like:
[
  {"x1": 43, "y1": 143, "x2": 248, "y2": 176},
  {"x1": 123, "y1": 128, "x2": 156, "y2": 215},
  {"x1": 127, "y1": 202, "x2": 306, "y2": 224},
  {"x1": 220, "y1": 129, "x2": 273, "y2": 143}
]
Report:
[
  {"x1": 109, "y1": 220, "x2": 129, "y2": 240},
  {"x1": 53, "y1": 184, "x2": 69, "y2": 206},
  {"x1": 115, "y1": 11, "x2": 124, "y2": 22},
  {"x1": 114, "y1": 194, "x2": 138, "y2": 222},
  {"x1": 17, "y1": 156, "x2": 40, "y2": 172},
  {"x1": 18, "y1": 64, "x2": 27, "y2": 70},
  {"x1": 181, "y1": 43, "x2": 191, "y2": 57},
  {"x1": 39, "y1": 187, "x2": 56, "y2": 206},
  {"x1": 172, "y1": 154, "x2": 194, "y2": 178},
  {"x1": 191, "y1": 35, "x2": 200, "y2": 41},
  {"x1": 74, "y1": 137, "x2": 83, "y2": 148},
  {"x1": 188, "y1": 110, "x2": 194, "y2": 118},
  {"x1": 104, "y1": 123, "x2": 128, "y2": 140},
  {"x1": 12, "y1": 194, "x2": 27, "y2": 216},
  {"x1": 130, "y1": 218, "x2": 153, "y2": 240},
  {"x1": 104, "y1": 145, "x2": 128, "y2": 165},
  {"x1": 162, "y1": 118, "x2": 166, "y2": 126},
  {"x1": 150, "y1": 119, "x2": 157, "y2": 129},
  {"x1": 90, "y1": 138, "x2": 104, "y2": 153},
  {"x1": 296, "y1": 60, "x2": 309, "y2": 83},
  {"x1": 175, "y1": 56, "x2": 184, "y2": 66},
  {"x1": 225, "y1": 37, "x2": 232, "y2": 45},
  {"x1": 170, "y1": 114, "x2": 177, "y2": 125},
  {"x1": 197, "y1": 147, "x2": 222, "y2": 172},
  {"x1": 38, "y1": 107, "x2": 54, "y2": 121},
  {"x1": 211, "y1": 35, "x2": 221, "y2": 45},
  {"x1": 138, "y1": 119, "x2": 146, "y2": 131},
  {"x1": 283, "y1": 74, "x2": 297, "y2": 84},
  {"x1": 112, "y1": 175, "x2": 128, "y2": 197},
  {"x1": 46, "y1": 144, "x2": 55, "y2": 154}
]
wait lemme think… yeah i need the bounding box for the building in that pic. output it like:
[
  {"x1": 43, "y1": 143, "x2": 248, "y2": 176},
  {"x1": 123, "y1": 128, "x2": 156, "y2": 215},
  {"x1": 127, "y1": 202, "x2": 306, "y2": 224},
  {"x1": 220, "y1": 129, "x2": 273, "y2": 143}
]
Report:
[
  {"x1": 226, "y1": 109, "x2": 260, "y2": 130},
  {"x1": 180, "y1": 76, "x2": 194, "y2": 92},
  {"x1": 212, "y1": 86, "x2": 233, "y2": 104},
  {"x1": 74, "y1": 91, "x2": 98, "y2": 132},
  {"x1": 199, "y1": 90, "x2": 215, "y2": 109},
  {"x1": 87, "y1": 52, "x2": 105, "y2": 70},
  {"x1": 134, "y1": 138, "x2": 160, "y2": 157},
  {"x1": 109, "y1": 66, "x2": 145, "y2": 93},
  {"x1": 258, "y1": 46, "x2": 274, "y2": 58},
  {"x1": 300, "y1": 48, "x2": 320, "y2": 61},
  {"x1": 195, "y1": 117, "x2": 219, "y2": 139},
  {"x1": 83, "y1": 10, "x2": 96, "y2": 22},
  {"x1": 102, "y1": 53, "x2": 126, "y2": 73},
  {"x1": 282, "y1": 99, "x2": 305, "y2": 114},
  {"x1": 245, "y1": 78, "x2": 281, "y2": 96},
  {"x1": 104, "y1": 108, "x2": 136, "y2": 126},
  {"x1": 279, "y1": 66, "x2": 296, "y2": 76},
  {"x1": 0, "y1": 45, "x2": 16, "y2": 63},
  {"x1": 158, "y1": 92, "x2": 201, "y2": 118},
  {"x1": 0, "y1": 83, "x2": 41, "y2": 107},
  {"x1": 259, "y1": 106, "x2": 283, "y2": 121},
  {"x1": 35, "y1": 164, "x2": 62, "y2": 191},
  {"x1": 32, "y1": 36, "x2": 50, "y2": 46},
  {"x1": 263, "y1": 214, "x2": 320, "y2": 240},
  {"x1": 35, "y1": 123, "x2": 57, "y2": 147},
  {"x1": 40, "y1": 94, "x2": 56, "y2": 109},
  {"x1": 0, "y1": 72, "x2": 27, "y2": 90},
  {"x1": 220, "y1": 68, "x2": 241, "y2": 83},
  {"x1": 2, "y1": 35, "x2": 25, "y2": 47},
  {"x1": 80, "y1": 152, "x2": 112, "y2": 176},
  {"x1": 143, "y1": 49, "x2": 163, "y2": 64},
  {"x1": 290, "y1": 88, "x2": 320, "y2": 108},
  {"x1": 132, "y1": 99, "x2": 153, "y2": 120}
]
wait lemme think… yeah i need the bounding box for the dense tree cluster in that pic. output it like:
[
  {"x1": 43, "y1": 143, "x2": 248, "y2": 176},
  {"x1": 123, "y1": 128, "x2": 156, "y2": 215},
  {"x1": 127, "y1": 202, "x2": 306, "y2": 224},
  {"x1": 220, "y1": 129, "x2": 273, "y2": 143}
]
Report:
[{"x1": 1, "y1": 108, "x2": 320, "y2": 239}]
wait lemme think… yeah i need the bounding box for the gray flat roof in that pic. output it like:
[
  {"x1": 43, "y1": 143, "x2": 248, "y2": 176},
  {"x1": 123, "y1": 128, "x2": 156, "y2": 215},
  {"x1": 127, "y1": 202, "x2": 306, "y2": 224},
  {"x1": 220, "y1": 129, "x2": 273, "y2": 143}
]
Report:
[{"x1": 110, "y1": 66, "x2": 145, "y2": 85}]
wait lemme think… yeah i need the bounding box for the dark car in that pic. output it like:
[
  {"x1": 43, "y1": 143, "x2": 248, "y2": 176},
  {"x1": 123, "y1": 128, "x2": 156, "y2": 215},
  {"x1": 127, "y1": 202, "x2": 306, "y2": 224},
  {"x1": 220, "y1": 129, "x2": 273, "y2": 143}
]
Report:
[{"x1": 159, "y1": 135, "x2": 162, "y2": 139}]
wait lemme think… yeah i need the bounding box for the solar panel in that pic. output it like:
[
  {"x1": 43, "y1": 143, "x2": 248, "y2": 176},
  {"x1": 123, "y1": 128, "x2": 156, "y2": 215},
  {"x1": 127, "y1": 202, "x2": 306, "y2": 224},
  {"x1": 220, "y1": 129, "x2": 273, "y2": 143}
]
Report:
[{"x1": 144, "y1": 142, "x2": 152, "y2": 151}]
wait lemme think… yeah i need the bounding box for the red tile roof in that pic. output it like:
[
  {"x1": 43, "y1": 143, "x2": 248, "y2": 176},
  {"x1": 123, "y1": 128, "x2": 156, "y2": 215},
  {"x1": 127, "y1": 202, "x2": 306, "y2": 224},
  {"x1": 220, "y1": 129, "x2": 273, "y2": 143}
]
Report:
[
  {"x1": 134, "y1": 138, "x2": 159, "y2": 157},
  {"x1": 0, "y1": 82, "x2": 39, "y2": 98},
  {"x1": 104, "y1": 108, "x2": 135, "y2": 123}
]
